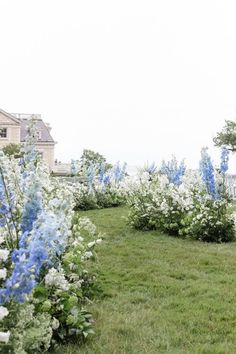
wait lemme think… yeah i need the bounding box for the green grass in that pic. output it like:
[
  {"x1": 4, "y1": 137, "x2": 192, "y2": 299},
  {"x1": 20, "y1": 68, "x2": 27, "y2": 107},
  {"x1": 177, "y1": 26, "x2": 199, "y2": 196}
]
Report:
[{"x1": 57, "y1": 206, "x2": 236, "y2": 354}]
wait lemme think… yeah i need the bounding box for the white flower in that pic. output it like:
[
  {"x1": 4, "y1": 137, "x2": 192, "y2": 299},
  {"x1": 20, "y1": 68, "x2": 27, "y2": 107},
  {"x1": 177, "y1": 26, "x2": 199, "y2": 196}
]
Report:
[
  {"x1": 96, "y1": 238, "x2": 102, "y2": 244},
  {"x1": 0, "y1": 250, "x2": 9, "y2": 262},
  {"x1": 0, "y1": 331, "x2": 10, "y2": 343},
  {"x1": 0, "y1": 306, "x2": 9, "y2": 320},
  {"x1": 0, "y1": 268, "x2": 7, "y2": 280},
  {"x1": 87, "y1": 241, "x2": 96, "y2": 248},
  {"x1": 0, "y1": 237, "x2": 4, "y2": 245},
  {"x1": 84, "y1": 251, "x2": 93, "y2": 259},
  {"x1": 45, "y1": 267, "x2": 69, "y2": 291},
  {"x1": 52, "y1": 317, "x2": 60, "y2": 330}
]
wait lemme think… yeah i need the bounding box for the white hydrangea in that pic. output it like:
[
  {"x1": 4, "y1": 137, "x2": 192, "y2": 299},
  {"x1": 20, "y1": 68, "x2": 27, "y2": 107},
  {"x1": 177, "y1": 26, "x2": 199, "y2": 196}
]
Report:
[
  {"x1": 79, "y1": 217, "x2": 96, "y2": 235},
  {"x1": 52, "y1": 317, "x2": 60, "y2": 330},
  {"x1": 0, "y1": 331, "x2": 10, "y2": 343},
  {"x1": 83, "y1": 251, "x2": 93, "y2": 260},
  {"x1": 45, "y1": 267, "x2": 69, "y2": 291},
  {"x1": 0, "y1": 268, "x2": 7, "y2": 280},
  {"x1": 0, "y1": 306, "x2": 9, "y2": 320},
  {"x1": 0, "y1": 250, "x2": 9, "y2": 262}
]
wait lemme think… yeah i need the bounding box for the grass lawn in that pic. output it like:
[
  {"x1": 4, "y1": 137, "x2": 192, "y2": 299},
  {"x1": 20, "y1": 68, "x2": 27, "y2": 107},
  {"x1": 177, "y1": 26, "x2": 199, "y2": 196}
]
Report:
[{"x1": 57, "y1": 206, "x2": 236, "y2": 354}]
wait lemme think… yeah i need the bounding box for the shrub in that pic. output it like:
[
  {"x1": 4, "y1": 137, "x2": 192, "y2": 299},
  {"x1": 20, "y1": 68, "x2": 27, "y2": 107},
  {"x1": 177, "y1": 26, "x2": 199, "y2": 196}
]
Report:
[{"x1": 0, "y1": 119, "x2": 102, "y2": 352}]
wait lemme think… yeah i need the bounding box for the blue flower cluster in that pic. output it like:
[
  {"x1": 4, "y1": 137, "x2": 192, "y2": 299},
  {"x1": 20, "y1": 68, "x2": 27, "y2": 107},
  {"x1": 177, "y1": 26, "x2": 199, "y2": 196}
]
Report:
[
  {"x1": 0, "y1": 118, "x2": 72, "y2": 304},
  {"x1": 199, "y1": 147, "x2": 218, "y2": 199},
  {"x1": 87, "y1": 165, "x2": 96, "y2": 192},
  {"x1": 144, "y1": 162, "x2": 157, "y2": 175},
  {"x1": 0, "y1": 207, "x2": 69, "y2": 304},
  {"x1": 22, "y1": 117, "x2": 39, "y2": 166},
  {"x1": 0, "y1": 177, "x2": 8, "y2": 228},
  {"x1": 86, "y1": 161, "x2": 126, "y2": 192},
  {"x1": 112, "y1": 162, "x2": 127, "y2": 183},
  {"x1": 21, "y1": 179, "x2": 43, "y2": 234},
  {"x1": 220, "y1": 147, "x2": 229, "y2": 175},
  {"x1": 160, "y1": 157, "x2": 186, "y2": 186}
]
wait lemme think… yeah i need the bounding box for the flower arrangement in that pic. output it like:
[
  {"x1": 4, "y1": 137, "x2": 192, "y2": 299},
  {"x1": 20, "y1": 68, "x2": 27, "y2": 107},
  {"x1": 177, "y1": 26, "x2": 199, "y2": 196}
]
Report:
[
  {"x1": 0, "y1": 118, "x2": 101, "y2": 352},
  {"x1": 127, "y1": 152, "x2": 235, "y2": 243},
  {"x1": 72, "y1": 161, "x2": 128, "y2": 210}
]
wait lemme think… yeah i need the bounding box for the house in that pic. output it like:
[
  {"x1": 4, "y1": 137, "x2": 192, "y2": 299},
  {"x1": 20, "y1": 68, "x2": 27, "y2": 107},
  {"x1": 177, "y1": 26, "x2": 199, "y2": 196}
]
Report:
[{"x1": 0, "y1": 108, "x2": 56, "y2": 169}]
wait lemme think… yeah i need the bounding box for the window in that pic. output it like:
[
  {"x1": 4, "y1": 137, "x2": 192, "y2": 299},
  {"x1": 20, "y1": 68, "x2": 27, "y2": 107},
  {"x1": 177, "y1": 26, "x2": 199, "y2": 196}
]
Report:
[{"x1": 0, "y1": 128, "x2": 7, "y2": 138}]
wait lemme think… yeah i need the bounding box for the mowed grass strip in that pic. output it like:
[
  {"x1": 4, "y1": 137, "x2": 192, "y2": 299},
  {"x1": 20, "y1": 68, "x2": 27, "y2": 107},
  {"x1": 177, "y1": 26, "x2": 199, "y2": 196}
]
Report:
[{"x1": 57, "y1": 207, "x2": 236, "y2": 354}]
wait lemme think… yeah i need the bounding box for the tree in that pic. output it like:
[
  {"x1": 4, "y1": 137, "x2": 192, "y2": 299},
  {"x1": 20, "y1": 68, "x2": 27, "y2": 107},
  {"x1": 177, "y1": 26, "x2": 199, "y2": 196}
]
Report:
[
  {"x1": 80, "y1": 149, "x2": 112, "y2": 172},
  {"x1": 213, "y1": 120, "x2": 236, "y2": 152},
  {"x1": 2, "y1": 143, "x2": 22, "y2": 158}
]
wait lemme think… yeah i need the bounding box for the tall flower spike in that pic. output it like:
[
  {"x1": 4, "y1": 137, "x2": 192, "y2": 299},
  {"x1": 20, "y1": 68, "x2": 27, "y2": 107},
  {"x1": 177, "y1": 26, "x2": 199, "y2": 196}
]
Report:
[
  {"x1": 220, "y1": 146, "x2": 229, "y2": 175},
  {"x1": 160, "y1": 156, "x2": 186, "y2": 186},
  {"x1": 199, "y1": 147, "x2": 218, "y2": 199}
]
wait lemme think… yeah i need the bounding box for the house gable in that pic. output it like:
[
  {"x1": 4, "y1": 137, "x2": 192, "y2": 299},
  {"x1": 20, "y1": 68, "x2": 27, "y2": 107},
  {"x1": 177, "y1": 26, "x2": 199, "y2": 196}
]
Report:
[
  {"x1": 0, "y1": 109, "x2": 55, "y2": 169},
  {"x1": 0, "y1": 109, "x2": 21, "y2": 126}
]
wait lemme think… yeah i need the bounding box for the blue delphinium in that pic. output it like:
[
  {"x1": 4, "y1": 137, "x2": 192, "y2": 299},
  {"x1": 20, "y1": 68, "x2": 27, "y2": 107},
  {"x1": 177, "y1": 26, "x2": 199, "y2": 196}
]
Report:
[
  {"x1": 160, "y1": 157, "x2": 186, "y2": 186},
  {"x1": 21, "y1": 181, "x2": 43, "y2": 234},
  {"x1": 87, "y1": 165, "x2": 96, "y2": 192},
  {"x1": 199, "y1": 147, "x2": 218, "y2": 199},
  {"x1": 113, "y1": 162, "x2": 127, "y2": 182},
  {"x1": 220, "y1": 146, "x2": 229, "y2": 175},
  {"x1": 98, "y1": 163, "x2": 106, "y2": 183},
  {"x1": 144, "y1": 162, "x2": 157, "y2": 175},
  {"x1": 22, "y1": 116, "x2": 39, "y2": 166},
  {"x1": 0, "y1": 207, "x2": 70, "y2": 304},
  {"x1": 0, "y1": 117, "x2": 73, "y2": 306},
  {"x1": 0, "y1": 178, "x2": 8, "y2": 228}
]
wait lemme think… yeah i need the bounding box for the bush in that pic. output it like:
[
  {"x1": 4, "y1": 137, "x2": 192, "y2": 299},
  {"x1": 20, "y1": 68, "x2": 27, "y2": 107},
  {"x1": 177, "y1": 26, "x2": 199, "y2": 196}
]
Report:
[
  {"x1": 185, "y1": 199, "x2": 235, "y2": 242},
  {"x1": 0, "y1": 119, "x2": 102, "y2": 352},
  {"x1": 127, "y1": 171, "x2": 236, "y2": 243}
]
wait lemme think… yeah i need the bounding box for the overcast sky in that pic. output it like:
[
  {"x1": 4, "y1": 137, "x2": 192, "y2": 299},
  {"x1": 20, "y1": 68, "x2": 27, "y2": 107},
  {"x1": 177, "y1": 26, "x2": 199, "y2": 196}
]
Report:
[{"x1": 1, "y1": 0, "x2": 236, "y2": 170}]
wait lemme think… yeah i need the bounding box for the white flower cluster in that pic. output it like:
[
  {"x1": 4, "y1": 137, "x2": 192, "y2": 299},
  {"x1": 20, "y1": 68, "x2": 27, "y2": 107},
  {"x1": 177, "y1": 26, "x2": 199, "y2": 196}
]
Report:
[
  {"x1": 45, "y1": 267, "x2": 70, "y2": 291},
  {"x1": 0, "y1": 247, "x2": 10, "y2": 344},
  {"x1": 127, "y1": 170, "x2": 235, "y2": 242}
]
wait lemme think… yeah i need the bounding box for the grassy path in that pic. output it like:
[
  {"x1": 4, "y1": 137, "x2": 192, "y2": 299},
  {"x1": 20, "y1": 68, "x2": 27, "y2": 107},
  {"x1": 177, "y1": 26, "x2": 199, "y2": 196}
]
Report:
[{"x1": 58, "y1": 207, "x2": 236, "y2": 354}]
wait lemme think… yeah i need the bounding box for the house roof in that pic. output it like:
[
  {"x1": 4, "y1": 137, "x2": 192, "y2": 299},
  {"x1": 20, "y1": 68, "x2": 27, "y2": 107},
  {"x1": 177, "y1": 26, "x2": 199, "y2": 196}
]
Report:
[
  {"x1": 0, "y1": 109, "x2": 55, "y2": 144},
  {"x1": 0, "y1": 109, "x2": 21, "y2": 124},
  {"x1": 19, "y1": 118, "x2": 55, "y2": 143}
]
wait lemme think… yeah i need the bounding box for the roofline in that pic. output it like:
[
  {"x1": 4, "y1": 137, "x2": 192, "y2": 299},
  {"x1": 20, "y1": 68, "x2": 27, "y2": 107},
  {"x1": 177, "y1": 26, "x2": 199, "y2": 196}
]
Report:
[
  {"x1": 20, "y1": 141, "x2": 57, "y2": 145},
  {"x1": 0, "y1": 109, "x2": 21, "y2": 124}
]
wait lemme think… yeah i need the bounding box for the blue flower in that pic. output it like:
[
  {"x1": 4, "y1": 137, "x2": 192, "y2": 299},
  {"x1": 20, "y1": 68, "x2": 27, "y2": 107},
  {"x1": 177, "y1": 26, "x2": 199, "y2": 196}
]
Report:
[
  {"x1": 113, "y1": 162, "x2": 127, "y2": 182},
  {"x1": 220, "y1": 146, "x2": 229, "y2": 175},
  {"x1": 199, "y1": 147, "x2": 218, "y2": 199},
  {"x1": 160, "y1": 157, "x2": 186, "y2": 186}
]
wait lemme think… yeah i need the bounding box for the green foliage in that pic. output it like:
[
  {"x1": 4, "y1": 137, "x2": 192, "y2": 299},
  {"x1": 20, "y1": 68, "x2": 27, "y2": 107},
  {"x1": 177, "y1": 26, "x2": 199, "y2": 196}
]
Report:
[
  {"x1": 56, "y1": 207, "x2": 236, "y2": 354},
  {"x1": 127, "y1": 176, "x2": 189, "y2": 234},
  {"x1": 74, "y1": 188, "x2": 99, "y2": 211},
  {"x1": 2, "y1": 143, "x2": 22, "y2": 158},
  {"x1": 213, "y1": 120, "x2": 236, "y2": 151},
  {"x1": 127, "y1": 174, "x2": 235, "y2": 242},
  {"x1": 185, "y1": 199, "x2": 235, "y2": 242},
  {"x1": 33, "y1": 285, "x2": 94, "y2": 344},
  {"x1": 80, "y1": 149, "x2": 112, "y2": 172},
  {"x1": 73, "y1": 185, "x2": 126, "y2": 211},
  {"x1": 1, "y1": 303, "x2": 52, "y2": 354}
]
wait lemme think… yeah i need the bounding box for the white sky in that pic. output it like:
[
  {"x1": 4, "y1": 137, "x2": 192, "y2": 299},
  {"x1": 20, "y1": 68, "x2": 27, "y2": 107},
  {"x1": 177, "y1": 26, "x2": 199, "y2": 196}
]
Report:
[{"x1": 1, "y1": 0, "x2": 236, "y2": 171}]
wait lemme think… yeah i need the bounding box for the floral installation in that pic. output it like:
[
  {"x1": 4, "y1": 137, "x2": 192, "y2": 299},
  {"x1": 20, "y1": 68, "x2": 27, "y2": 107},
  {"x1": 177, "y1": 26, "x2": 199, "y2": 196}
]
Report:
[
  {"x1": 127, "y1": 152, "x2": 235, "y2": 243},
  {"x1": 72, "y1": 161, "x2": 128, "y2": 210},
  {"x1": 0, "y1": 118, "x2": 101, "y2": 353}
]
